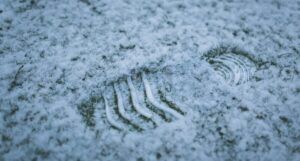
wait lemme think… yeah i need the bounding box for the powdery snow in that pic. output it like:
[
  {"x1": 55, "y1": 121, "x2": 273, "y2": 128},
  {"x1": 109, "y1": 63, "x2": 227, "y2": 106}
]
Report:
[{"x1": 0, "y1": 0, "x2": 299, "y2": 161}]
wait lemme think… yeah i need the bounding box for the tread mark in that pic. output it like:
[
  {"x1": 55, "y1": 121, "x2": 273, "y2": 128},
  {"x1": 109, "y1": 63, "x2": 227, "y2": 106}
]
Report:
[
  {"x1": 158, "y1": 90, "x2": 186, "y2": 115},
  {"x1": 103, "y1": 95, "x2": 124, "y2": 130},
  {"x1": 127, "y1": 77, "x2": 153, "y2": 119},
  {"x1": 142, "y1": 72, "x2": 184, "y2": 119},
  {"x1": 113, "y1": 83, "x2": 143, "y2": 131},
  {"x1": 207, "y1": 53, "x2": 256, "y2": 85},
  {"x1": 114, "y1": 83, "x2": 131, "y2": 120}
]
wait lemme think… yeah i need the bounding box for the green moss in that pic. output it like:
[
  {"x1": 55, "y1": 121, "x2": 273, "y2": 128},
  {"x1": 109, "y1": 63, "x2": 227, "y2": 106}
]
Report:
[
  {"x1": 77, "y1": 96, "x2": 101, "y2": 127},
  {"x1": 119, "y1": 44, "x2": 136, "y2": 50}
]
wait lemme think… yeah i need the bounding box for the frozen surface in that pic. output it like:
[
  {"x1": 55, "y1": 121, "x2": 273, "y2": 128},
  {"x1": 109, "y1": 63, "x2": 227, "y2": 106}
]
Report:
[{"x1": 0, "y1": 0, "x2": 300, "y2": 160}]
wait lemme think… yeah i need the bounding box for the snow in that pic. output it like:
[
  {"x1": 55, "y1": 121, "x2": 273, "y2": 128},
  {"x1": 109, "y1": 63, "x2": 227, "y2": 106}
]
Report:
[{"x1": 0, "y1": 0, "x2": 300, "y2": 160}]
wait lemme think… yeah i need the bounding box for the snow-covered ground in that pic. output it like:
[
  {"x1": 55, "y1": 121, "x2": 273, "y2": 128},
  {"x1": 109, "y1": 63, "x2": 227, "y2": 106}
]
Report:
[{"x1": 0, "y1": 0, "x2": 299, "y2": 160}]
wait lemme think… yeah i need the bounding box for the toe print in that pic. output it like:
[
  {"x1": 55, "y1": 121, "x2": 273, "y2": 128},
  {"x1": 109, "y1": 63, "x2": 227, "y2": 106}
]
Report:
[{"x1": 204, "y1": 46, "x2": 258, "y2": 85}]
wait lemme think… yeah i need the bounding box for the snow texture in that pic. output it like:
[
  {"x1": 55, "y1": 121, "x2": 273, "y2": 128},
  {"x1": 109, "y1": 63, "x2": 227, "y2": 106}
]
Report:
[{"x1": 0, "y1": 0, "x2": 300, "y2": 161}]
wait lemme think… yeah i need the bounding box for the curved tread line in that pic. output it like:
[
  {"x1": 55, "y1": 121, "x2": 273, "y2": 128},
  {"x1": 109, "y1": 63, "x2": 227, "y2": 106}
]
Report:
[
  {"x1": 144, "y1": 100, "x2": 165, "y2": 126},
  {"x1": 216, "y1": 62, "x2": 234, "y2": 82},
  {"x1": 215, "y1": 69, "x2": 228, "y2": 82},
  {"x1": 216, "y1": 57, "x2": 245, "y2": 85},
  {"x1": 218, "y1": 54, "x2": 255, "y2": 84},
  {"x1": 212, "y1": 63, "x2": 230, "y2": 81},
  {"x1": 225, "y1": 53, "x2": 255, "y2": 67},
  {"x1": 223, "y1": 54, "x2": 256, "y2": 82},
  {"x1": 114, "y1": 83, "x2": 131, "y2": 121},
  {"x1": 219, "y1": 54, "x2": 249, "y2": 84},
  {"x1": 221, "y1": 54, "x2": 248, "y2": 84},
  {"x1": 127, "y1": 77, "x2": 153, "y2": 119},
  {"x1": 103, "y1": 96, "x2": 124, "y2": 130},
  {"x1": 114, "y1": 83, "x2": 144, "y2": 131},
  {"x1": 142, "y1": 72, "x2": 183, "y2": 119},
  {"x1": 211, "y1": 61, "x2": 236, "y2": 85},
  {"x1": 215, "y1": 57, "x2": 242, "y2": 85},
  {"x1": 158, "y1": 90, "x2": 186, "y2": 115}
]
